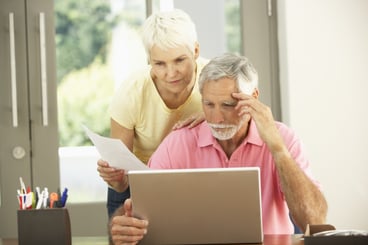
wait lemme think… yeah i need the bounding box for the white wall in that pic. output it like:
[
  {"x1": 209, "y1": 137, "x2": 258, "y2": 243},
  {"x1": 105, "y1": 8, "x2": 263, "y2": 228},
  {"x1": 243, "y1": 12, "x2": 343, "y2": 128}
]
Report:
[
  {"x1": 278, "y1": 0, "x2": 368, "y2": 230},
  {"x1": 174, "y1": 0, "x2": 226, "y2": 58}
]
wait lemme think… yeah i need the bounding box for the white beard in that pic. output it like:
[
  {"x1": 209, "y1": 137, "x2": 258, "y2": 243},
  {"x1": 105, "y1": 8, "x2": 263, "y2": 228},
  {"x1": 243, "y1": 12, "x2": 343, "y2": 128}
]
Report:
[{"x1": 207, "y1": 116, "x2": 246, "y2": 140}]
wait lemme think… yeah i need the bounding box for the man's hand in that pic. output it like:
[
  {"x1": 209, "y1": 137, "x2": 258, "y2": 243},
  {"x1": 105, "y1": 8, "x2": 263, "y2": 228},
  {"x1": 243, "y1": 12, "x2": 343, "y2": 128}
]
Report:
[
  {"x1": 97, "y1": 159, "x2": 128, "y2": 192},
  {"x1": 233, "y1": 92, "x2": 285, "y2": 154},
  {"x1": 110, "y1": 199, "x2": 148, "y2": 245}
]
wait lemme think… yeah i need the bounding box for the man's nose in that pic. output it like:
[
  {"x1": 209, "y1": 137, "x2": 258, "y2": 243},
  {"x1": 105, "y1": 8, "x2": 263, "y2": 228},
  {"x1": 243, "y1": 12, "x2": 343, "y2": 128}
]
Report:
[{"x1": 211, "y1": 108, "x2": 225, "y2": 124}]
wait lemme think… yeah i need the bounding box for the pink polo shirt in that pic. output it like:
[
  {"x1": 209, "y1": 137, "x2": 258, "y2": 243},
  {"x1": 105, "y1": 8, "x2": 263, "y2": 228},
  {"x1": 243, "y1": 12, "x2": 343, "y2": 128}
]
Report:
[{"x1": 148, "y1": 120, "x2": 320, "y2": 234}]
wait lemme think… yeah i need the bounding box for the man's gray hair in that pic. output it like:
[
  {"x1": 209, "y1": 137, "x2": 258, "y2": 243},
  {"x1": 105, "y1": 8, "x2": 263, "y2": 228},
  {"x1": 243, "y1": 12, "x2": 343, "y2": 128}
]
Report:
[
  {"x1": 198, "y1": 53, "x2": 258, "y2": 95},
  {"x1": 140, "y1": 9, "x2": 198, "y2": 58}
]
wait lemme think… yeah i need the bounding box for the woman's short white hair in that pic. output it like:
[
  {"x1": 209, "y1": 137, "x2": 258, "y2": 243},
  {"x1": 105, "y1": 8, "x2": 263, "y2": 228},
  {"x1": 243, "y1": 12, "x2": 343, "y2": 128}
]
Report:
[{"x1": 140, "y1": 9, "x2": 198, "y2": 57}]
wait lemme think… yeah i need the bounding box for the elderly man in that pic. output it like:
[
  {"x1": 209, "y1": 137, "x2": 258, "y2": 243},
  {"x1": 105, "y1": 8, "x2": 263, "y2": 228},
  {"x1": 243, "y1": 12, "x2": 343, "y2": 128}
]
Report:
[{"x1": 109, "y1": 53, "x2": 328, "y2": 245}]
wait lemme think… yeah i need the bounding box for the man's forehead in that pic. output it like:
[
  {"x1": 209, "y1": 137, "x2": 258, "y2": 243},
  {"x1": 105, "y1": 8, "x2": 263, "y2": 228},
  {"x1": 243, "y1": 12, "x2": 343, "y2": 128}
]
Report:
[
  {"x1": 202, "y1": 78, "x2": 238, "y2": 94},
  {"x1": 202, "y1": 85, "x2": 238, "y2": 106}
]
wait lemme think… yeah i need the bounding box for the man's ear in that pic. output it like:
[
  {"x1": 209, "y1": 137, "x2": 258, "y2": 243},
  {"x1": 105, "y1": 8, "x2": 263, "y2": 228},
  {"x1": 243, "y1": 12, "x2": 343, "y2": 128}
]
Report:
[{"x1": 252, "y1": 88, "x2": 259, "y2": 99}]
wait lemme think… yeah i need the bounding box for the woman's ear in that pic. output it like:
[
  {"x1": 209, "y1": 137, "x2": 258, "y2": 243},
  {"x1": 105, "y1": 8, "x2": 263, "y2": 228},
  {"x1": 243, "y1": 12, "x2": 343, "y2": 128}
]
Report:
[{"x1": 193, "y1": 42, "x2": 200, "y2": 59}]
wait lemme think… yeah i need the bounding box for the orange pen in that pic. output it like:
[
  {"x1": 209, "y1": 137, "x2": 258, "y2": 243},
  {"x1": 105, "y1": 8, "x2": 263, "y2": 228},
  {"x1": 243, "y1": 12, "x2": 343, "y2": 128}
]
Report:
[{"x1": 49, "y1": 192, "x2": 59, "y2": 208}]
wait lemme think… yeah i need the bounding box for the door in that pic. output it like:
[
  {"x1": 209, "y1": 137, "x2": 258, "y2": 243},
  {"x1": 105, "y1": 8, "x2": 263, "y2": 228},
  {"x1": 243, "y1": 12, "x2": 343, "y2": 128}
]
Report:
[{"x1": 0, "y1": 0, "x2": 59, "y2": 238}]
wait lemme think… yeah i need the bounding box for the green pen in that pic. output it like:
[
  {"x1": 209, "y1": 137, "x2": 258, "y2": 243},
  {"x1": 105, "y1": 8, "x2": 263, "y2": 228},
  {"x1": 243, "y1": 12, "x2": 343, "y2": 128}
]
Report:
[{"x1": 31, "y1": 192, "x2": 36, "y2": 209}]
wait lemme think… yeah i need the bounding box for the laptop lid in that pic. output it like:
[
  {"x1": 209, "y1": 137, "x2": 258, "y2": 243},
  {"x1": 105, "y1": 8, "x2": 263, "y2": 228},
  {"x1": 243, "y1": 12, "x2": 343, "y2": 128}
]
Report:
[{"x1": 128, "y1": 167, "x2": 263, "y2": 244}]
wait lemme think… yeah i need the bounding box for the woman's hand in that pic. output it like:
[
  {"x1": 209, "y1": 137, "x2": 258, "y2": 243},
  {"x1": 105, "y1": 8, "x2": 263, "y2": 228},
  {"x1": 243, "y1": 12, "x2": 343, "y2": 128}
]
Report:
[
  {"x1": 97, "y1": 159, "x2": 128, "y2": 192},
  {"x1": 172, "y1": 112, "x2": 205, "y2": 130}
]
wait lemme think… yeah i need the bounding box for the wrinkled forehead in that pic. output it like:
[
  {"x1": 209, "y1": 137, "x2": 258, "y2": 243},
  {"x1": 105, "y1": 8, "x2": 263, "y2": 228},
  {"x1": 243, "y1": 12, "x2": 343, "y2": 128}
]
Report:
[
  {"x1": 201, "y1": 78, "x2": 239, "y2": 100},
  {"x1": 202, "y1": 77, "x2": 238, "y2": 92}
]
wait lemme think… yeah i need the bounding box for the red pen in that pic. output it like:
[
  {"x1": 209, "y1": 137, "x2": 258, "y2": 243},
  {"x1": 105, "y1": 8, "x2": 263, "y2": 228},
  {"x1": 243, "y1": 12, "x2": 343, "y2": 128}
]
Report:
[{"x1": 17, "y1": 194, "x2": 23, "y2": 209}]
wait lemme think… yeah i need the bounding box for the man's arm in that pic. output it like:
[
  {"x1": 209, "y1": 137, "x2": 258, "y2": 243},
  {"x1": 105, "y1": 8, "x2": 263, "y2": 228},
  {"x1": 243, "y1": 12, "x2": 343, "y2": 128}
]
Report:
[
  {"x1": 234, "y1": 92, "x2": 328, "y2": 232},
  {"x1": 271, "y1": 143, "x2": 328, "y2": 232}
]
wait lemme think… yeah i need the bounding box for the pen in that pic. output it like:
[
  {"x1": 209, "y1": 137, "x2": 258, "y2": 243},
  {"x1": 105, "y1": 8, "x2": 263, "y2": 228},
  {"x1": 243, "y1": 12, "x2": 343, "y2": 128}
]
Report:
[
  {"x1": 17, "y1": 190, "x2": 24, "y2": 209},
  {"x1": 43, "y1": 188, "x2": 49, "y2": 208},
  {"x1": 31, "y1": 192, "x2": 36, "y2": 209},
  {"x1": 36, "y1": 190, "x2": 44, "y2": 209},
  {"x1": 61, "y1": 188, "x2": 68, "y2": 207},
  {"x1": 25, "y1": 192, "x2": 33, "y2": 209},
  {"x1": 49, "y1": 192, "x2": 59, "y2": 208},
  {"x1": 19, "y1": 177, "x2": 26, "y2": 194},
  {"x1": 35, "y1": 187, "x2": 41, "y2": 204}
]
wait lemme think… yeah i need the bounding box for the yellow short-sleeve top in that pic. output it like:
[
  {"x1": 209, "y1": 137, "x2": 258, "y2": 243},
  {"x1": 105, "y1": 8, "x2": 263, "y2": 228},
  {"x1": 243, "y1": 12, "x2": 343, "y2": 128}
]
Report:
[{"x1": 109, "y1": 57, "x2": 208, "y2": 163}]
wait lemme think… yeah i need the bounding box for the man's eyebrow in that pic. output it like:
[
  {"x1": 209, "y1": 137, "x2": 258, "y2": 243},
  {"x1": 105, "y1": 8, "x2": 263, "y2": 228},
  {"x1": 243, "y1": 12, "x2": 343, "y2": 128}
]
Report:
[{"x1": 223, "y1": 100, "x2": 237, "y2": 106}]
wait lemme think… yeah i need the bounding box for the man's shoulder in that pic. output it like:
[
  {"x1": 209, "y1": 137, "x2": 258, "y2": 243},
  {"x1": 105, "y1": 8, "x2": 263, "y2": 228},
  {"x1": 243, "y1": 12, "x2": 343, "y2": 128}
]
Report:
[
  {"x1": 275, "y1": 121, "x2": 295, "y2": 133},
  {"x1": 165, "y1": 121, "x2": 206, "y2": 142},
  {"x1": 274, "y1": 121, "x2": 299, "y2": 143}
]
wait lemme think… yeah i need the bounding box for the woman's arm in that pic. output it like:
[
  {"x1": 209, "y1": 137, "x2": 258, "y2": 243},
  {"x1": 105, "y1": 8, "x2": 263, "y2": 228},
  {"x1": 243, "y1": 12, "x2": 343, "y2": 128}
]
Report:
[{"x1": 97, "y1": 118, "x2": 134, "y2": 192}]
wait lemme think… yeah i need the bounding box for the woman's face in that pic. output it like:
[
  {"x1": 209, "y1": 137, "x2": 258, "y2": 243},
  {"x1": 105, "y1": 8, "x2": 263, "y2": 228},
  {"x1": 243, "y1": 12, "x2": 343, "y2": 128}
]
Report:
[{"x1": 149, "y1": 44, "x2": 199, "y2": 94}]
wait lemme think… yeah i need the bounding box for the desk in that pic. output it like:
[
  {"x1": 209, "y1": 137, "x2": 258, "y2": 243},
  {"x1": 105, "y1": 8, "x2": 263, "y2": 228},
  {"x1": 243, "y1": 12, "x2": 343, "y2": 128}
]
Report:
[
  {"x1": 0, "y1": 237, "x2": 108, "y2": 245},
  {"x1": 1, "y1": 235, "x2": 304, "y2": 245}
]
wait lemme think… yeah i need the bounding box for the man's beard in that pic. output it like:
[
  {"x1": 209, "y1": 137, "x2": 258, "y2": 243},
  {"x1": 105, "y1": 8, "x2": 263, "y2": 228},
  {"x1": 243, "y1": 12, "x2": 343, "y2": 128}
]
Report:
[{"x1": 207, "y1": 117, "x2": 246, "y2": 140}]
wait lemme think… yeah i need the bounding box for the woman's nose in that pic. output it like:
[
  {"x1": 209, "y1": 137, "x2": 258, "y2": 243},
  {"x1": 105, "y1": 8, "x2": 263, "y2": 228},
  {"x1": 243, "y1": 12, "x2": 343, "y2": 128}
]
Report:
[{"x1": 166, "y1": 64, "x2": 178, "y2": 78}]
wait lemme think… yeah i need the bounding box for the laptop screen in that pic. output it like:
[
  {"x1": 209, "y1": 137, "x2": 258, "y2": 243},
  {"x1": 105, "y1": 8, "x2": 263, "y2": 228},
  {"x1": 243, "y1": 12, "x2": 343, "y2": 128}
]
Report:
[{"x1": 128, "y1": 167, "x2": 263, "y2": 244}]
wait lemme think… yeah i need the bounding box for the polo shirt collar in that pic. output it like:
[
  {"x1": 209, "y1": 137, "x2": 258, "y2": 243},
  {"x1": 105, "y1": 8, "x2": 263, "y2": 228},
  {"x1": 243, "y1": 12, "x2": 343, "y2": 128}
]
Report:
[
  {"x1": 245, "y1": 119, "x2": 264, "y2": 146},
  {"x1": 197, "y1": 120, "x2": 264, "y2": 148}
]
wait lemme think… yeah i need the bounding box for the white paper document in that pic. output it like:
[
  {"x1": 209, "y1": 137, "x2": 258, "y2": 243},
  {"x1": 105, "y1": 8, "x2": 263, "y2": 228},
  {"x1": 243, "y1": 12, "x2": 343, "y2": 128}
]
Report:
[{"x1": 83, "y1": 125, "x2": 149, "y2": 171}]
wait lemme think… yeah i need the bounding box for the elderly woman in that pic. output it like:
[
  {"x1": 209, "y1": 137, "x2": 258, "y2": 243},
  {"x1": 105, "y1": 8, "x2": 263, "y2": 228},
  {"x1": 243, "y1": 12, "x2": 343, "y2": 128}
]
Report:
[{"x1": 97, "y1": 9, "x2": 208, "y2": 217}]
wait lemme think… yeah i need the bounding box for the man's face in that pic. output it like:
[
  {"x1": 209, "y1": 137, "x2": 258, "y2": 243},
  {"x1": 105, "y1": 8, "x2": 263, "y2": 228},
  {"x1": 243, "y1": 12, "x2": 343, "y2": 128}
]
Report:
[{"x1": 201, "y1": 77, "x2": 250, "y2": 140}]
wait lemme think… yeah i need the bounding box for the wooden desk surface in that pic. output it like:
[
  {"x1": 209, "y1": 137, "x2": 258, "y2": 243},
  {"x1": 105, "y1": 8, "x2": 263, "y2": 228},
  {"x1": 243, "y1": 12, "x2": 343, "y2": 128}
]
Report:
[
  {"x1": 262, "y1": 234, "x2": 304, "y2": 245},
  {"x1": 0, "y1": 237, "x2": 109, "y2": 245},
  {"x1": 1, "y1": 234, "x2": 304, "y2": 245}
]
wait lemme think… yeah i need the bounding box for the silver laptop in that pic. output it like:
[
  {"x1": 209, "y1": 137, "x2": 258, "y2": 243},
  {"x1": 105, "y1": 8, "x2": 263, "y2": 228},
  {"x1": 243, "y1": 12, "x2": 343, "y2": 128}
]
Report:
[{"x1": 128, "y1": 167, "x2": 263, "y2": 244}]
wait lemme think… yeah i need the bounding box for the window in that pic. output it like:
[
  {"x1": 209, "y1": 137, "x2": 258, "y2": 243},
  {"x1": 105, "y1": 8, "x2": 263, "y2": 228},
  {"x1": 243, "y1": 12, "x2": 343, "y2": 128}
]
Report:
[
  {"x1": 57, "y1": 0, "x2": 242, "y2": 204},
  {"x1": 56, "y1": 0, "x2": 147, "y2": 203}
]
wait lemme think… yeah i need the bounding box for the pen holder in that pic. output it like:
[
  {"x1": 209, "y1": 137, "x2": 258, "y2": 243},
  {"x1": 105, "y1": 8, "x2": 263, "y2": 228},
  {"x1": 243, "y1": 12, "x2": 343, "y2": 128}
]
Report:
[{"x1": 17, "y1": 208, "x2": 71, "y2": 245}]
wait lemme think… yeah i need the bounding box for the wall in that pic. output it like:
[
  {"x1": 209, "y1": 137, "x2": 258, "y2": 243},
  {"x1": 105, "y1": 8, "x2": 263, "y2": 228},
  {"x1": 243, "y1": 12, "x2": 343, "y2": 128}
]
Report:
[
  {"x1": 278, "y1": 0, "x2": 368, "y2": 230},
  {"x1": 174, "y1": 0, "x2": 226, "y2": 58}
]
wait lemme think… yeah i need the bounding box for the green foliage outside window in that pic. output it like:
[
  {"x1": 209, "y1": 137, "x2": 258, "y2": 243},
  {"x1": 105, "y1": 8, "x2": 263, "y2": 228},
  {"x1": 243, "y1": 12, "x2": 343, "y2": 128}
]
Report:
[
  {"x1": 57, "y1": 60, "x2": 113, "y2": 146},
  {"x1": 55, "y1": 0, "x2": 114, "y2": 82},
  {"x1": 55, "y1": 0, "x2": 114, "y2": 146}
]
